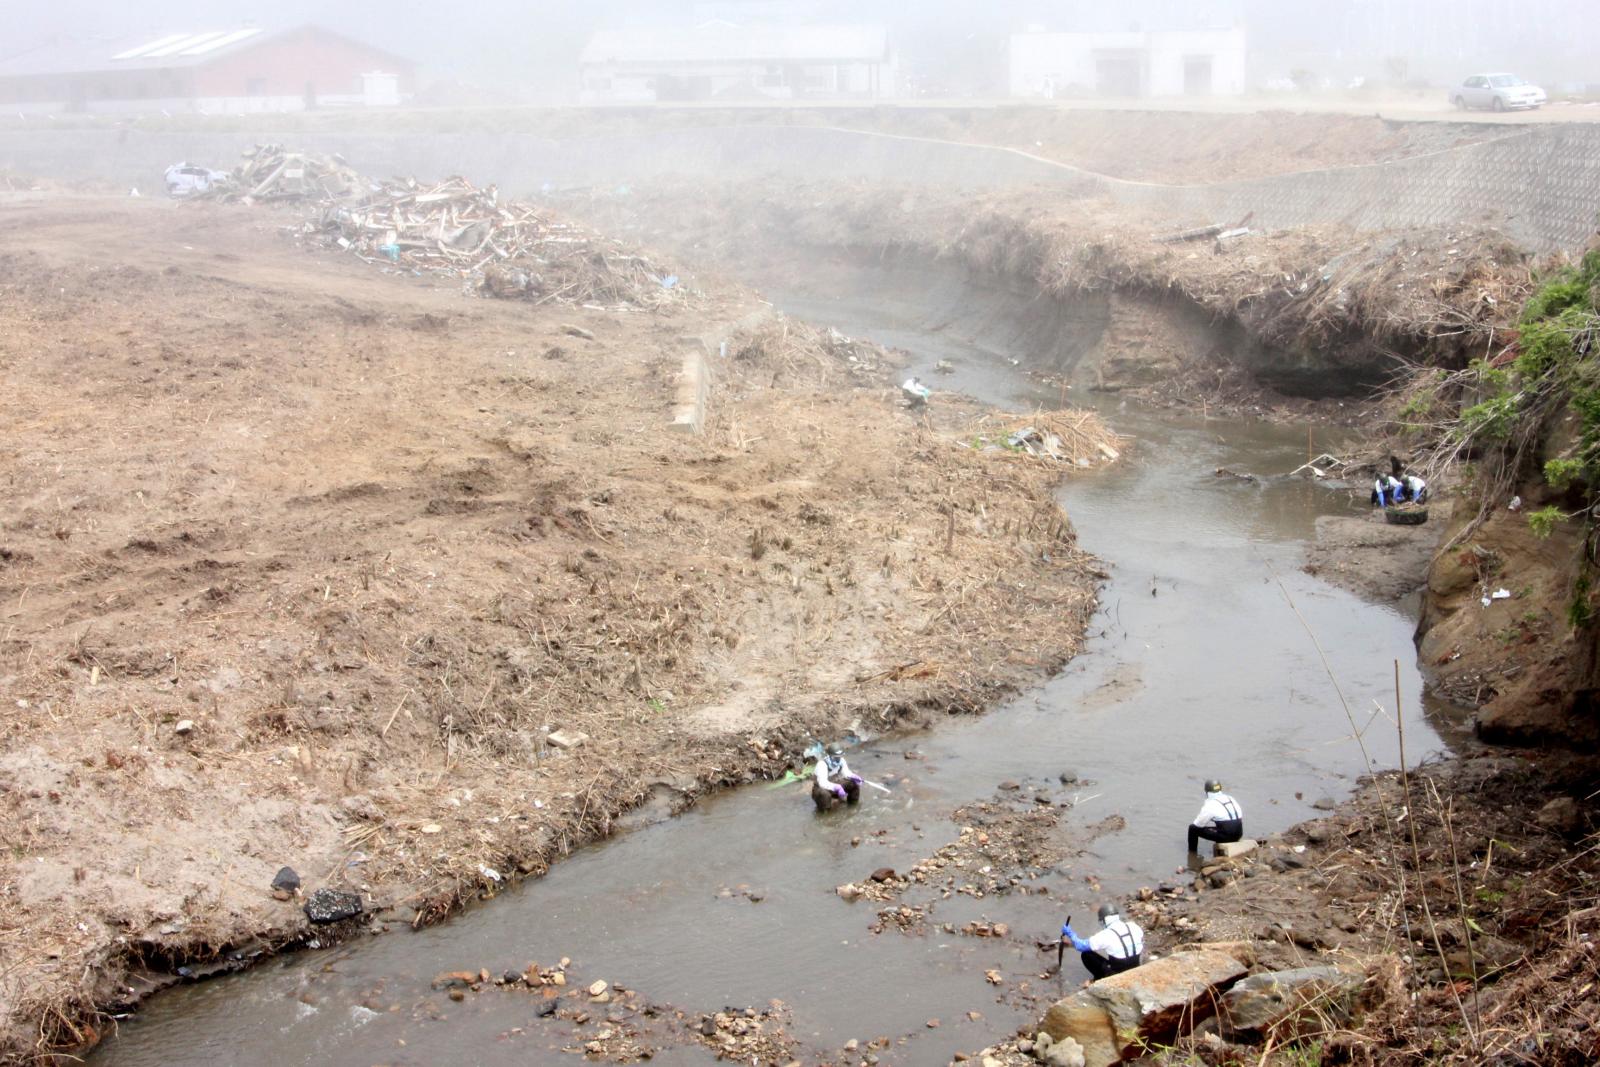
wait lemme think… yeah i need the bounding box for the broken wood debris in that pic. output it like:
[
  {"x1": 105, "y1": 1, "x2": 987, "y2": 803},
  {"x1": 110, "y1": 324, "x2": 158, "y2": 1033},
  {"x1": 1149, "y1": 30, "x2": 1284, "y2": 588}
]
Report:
[{"x1": 197, "y1": 144, "x2": 688, "y2": 311}]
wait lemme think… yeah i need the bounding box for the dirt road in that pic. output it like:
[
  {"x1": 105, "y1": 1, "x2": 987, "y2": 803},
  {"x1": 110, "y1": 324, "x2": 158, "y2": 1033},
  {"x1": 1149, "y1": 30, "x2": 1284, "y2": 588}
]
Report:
[{"x1": 0, "y1": 196, "x2": 1109, "y2": 1061}]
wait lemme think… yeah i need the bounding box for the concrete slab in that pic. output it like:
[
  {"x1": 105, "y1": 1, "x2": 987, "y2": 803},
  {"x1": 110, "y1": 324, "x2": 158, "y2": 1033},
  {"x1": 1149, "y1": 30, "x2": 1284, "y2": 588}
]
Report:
[{"x1": 1216, "y1": 838, "x2": 1257, "y2": 858}]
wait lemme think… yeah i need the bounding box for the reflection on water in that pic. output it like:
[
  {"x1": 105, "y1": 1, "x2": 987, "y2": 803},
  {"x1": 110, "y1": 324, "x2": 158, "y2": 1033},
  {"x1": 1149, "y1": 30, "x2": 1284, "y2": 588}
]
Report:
[{"x1": 92, "y1": 293, "x2": 1465, "y2": 1067}]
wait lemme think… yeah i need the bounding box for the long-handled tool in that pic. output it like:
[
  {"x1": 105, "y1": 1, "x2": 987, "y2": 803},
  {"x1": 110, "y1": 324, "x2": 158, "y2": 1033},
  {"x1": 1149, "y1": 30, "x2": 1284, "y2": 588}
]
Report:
[
  {"x1": 1057, "y1": 915, "x2": 1072, "y2": 972},
  {"x1": 861, "y1": 779, "x2": 892, "y2": 794}
]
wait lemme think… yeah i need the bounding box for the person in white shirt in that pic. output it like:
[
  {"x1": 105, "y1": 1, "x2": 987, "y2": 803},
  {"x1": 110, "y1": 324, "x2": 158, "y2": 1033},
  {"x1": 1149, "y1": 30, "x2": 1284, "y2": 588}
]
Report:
[
  {"x1": 1060, "y1": 903, "x2": 1145, "y2": 980},
  {"x1": 812, "y1": 744, "x2": 863, "y2": 811},
  {"x1": 1400, "y1": 474, "x2": 1428, "y2": 503},
  {"x1": 901, "y1": 376, "x2": 932, "y2": 408},
  {"x1": 1188, "y1": 779, "x2": 1244, "y2": 857},
  {"x1": 1371, "y1": 474, "x2": 1403, "y2": 507}
]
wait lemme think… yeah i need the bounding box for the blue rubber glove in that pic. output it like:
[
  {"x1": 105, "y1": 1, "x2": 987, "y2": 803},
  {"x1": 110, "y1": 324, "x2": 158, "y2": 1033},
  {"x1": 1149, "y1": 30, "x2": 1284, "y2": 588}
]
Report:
[
  {"x1": 832, "y1": 785, "x2": 847, "y2": 799},
  {"x1": 1061, "y1": 923, "x2": 1090, "y2": 952},
  {"x1": 849, "y1": 774, "x2": 863, "y2": 784}
]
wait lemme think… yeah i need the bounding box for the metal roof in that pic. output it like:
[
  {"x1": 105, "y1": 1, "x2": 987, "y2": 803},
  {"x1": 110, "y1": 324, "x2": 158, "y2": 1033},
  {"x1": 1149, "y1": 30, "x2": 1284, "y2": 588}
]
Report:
[
  {"x1": 581, "y1": 24, "x2": 889, "y2": 65},
  {"x1": 0, "y1": 26, "x2": 408, "y2": 79}
]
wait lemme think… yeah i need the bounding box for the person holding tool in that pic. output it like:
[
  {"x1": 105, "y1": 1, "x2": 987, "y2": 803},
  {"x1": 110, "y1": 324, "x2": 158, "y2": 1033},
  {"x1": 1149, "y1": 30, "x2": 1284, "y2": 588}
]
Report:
[
  {"x1": 812, "y1": 743, "x2": 863, "y2": 811},
  {"x1": 1059, "y1": 903, "x2": 1145, "y2": 980}
]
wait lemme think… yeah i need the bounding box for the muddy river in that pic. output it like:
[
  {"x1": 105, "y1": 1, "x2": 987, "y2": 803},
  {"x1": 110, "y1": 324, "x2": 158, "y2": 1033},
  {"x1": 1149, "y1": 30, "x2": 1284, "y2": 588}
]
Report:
[{"x1": 91, "y1": 290, "x2": 1466, "y2": 1065}]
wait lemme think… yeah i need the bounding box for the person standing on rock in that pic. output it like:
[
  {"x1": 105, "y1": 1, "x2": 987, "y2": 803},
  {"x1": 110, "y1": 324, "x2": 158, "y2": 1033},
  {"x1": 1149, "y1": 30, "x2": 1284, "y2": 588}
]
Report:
[
  {"x1": 1060, "y1": 903, "x2": 1144, "y2": 980},
  {"x1": 812, "y1": 743, "x2": 863, "y2": 811},
  {"x1": 1188, "y1": 779, "x2": 1244, "y2": 858}
]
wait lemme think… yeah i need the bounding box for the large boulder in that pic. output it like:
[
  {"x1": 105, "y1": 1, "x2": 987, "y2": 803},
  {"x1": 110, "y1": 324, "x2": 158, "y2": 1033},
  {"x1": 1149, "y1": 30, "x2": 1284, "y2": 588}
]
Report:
[
  {"x1": 1219, "y1": 966, "x2": 1365, "y2": 1041},
  {"x1": 1040, "y1": 950, "x2": 1246, "y2": 1067}
]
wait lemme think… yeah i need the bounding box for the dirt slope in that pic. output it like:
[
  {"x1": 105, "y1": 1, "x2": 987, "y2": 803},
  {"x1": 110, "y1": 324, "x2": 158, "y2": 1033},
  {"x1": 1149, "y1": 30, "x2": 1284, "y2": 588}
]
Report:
[{"x1": 0, "y1": 197, "x2": 1106, "y2": 1061}]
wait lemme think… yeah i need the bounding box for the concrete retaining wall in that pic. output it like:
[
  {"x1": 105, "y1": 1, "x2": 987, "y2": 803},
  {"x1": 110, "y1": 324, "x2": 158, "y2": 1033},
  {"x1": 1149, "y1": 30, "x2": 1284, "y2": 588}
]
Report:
[{"x1": 4, "y1": 120, "x2": 1598, "y2": 252}]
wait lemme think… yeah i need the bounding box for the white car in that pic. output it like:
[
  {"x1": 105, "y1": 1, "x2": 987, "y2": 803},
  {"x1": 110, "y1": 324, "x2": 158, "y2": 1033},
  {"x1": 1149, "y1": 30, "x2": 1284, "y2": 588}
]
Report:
[
  {"x1": 163, "y1": 162, "x2": 227, "y2": 197},
  {"x1": 1449, "y1": 73, "x2": 1546, "y2": 111}
]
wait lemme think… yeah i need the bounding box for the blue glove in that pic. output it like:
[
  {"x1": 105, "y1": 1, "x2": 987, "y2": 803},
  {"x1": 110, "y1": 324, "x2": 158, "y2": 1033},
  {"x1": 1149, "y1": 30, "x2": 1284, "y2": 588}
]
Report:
[
  {"x1": 832, "y1": 785, "x2": 847, "y2": 799},
  {"x1": 1061, "y1": 923, "x2": 1089, "y2": 951},
  {"x1": 848, "y1": 774, "x2": 863, "y2": 784}
]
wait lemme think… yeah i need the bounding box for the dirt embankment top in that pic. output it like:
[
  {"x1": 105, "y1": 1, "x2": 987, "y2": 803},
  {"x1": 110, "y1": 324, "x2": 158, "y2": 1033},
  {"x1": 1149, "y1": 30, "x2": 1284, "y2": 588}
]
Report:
[
  {"x1": 0, "y1": 196, "x2": 1109, "y2": 1062},
  {"x1": 8, "y1": 107, "x2": 1505, "y2": 188}
]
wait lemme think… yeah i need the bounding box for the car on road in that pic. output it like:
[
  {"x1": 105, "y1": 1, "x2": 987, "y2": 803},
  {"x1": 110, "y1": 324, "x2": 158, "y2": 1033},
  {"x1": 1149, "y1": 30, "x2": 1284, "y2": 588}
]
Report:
[
  {"x1": 1449, "y1": 73, "x2": 1546, "y2": 111},
  {"x1": 163, "y1": 162, "x2": 227, "y2": 197}
]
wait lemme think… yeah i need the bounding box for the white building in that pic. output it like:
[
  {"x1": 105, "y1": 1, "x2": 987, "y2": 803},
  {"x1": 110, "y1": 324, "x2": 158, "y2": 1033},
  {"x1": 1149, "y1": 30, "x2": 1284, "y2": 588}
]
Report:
[
  {"x1": 1010, "y1": 27, "x2": 1247, "y2": 98},
  {"x1": 579, "y1": 22, "x2": 895, "y2": 103}
]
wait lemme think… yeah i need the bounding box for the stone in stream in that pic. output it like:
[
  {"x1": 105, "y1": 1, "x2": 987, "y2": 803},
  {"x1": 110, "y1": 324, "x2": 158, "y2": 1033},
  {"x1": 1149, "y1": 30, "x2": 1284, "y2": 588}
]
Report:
[
  {"x1": 1039, "y1": 949, "x2": 1246, "y2": 1067},
  {"x1": 303, "y1": 887, "x2": 363, "y2": 924},
  {"x1": 869, "y1": 867, "x2": 897, "y2": 883},
  {"x1": 1219, "y1": 965, "x2": 1365, "y2": 1040}
]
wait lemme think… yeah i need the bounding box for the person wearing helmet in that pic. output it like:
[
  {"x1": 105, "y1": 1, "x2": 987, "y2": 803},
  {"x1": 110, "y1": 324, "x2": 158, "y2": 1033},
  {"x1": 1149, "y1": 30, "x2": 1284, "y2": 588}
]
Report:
[
  {"x1": 1188, "y1": 779, "x2": 1244, "y2": 857},
  {"x1": 1060, "y1": 903, "x2": 1145, "y2": 980},
  {"x1": 812, "y1": 743, "x2": 863, "y2": 811},
  {"x1": 1371, "y1": 473, "x2": 1403, "y2": 508},
  {"x1": 1400, "y1": 473, "x2": 1428, "y2": 504}
]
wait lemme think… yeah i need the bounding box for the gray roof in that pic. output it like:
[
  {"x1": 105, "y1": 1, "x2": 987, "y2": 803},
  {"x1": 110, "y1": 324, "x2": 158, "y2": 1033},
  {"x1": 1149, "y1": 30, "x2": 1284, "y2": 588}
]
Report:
[
  {"x1": 0, "y1": 26, "x2": 409, "y2": 79},
  {"x1": 581, "y1": 23, "x2": 889, "y2": 66}
]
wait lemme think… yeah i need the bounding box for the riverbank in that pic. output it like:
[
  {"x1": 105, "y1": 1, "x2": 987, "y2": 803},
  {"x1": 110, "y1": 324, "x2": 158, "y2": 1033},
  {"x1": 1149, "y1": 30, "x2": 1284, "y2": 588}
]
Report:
[{"x1": 0, "y1": 196, "x2": 1116, "y2": 1062}]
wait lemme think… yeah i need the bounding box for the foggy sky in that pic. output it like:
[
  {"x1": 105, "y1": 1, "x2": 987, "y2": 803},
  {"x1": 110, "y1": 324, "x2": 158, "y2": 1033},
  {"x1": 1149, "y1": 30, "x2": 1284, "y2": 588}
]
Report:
[{"x1": 5, "y1": 0, "x2": 1597, "y2": 99}]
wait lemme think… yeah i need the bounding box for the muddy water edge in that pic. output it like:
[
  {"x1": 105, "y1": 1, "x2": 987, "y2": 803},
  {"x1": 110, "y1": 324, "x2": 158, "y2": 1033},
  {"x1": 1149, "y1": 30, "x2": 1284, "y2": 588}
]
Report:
[{"x1": 88, "y1": 281, "x2": 1468, "y2": 1066}]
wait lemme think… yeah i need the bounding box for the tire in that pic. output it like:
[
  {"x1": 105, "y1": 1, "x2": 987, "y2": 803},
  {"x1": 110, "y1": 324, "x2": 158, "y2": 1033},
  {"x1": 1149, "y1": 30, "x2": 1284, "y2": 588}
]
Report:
[
  {"x1": 1492, "y1": 96, "x2": 1507, "y2": 112},
  {"x1": 1452, "y1": 96, "x2": 1466, "y2": 110}
]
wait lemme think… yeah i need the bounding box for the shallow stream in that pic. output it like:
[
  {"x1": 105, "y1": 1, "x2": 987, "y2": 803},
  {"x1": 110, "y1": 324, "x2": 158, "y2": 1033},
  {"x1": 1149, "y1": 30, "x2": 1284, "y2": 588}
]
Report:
[{"x1": 91, "y1": 286, "x2": 1467, "y2": 1066}]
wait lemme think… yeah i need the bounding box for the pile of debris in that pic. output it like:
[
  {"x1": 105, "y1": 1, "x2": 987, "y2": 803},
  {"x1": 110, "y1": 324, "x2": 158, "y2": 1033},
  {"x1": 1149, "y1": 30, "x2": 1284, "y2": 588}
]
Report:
[
  {"x1": 197, "y1": 144, "x2": 686, "y2": 311},
  {"x1": 966, "y1": 411, "x2": 1126, "y2": 468}
]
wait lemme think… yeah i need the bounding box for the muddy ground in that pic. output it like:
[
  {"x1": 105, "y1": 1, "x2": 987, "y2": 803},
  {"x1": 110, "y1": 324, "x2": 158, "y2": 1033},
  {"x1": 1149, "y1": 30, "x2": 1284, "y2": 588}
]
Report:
[{"x1": 0, "y1": 196, "x2": 1112, "y2": 1061}]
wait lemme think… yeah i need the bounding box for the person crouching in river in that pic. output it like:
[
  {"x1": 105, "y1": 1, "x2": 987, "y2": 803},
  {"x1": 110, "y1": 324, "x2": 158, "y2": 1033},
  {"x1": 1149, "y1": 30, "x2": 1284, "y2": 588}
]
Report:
[
  {"x1": 1188, "y1": 778, "x2": 1244, "y2": 859},
  {"x1": 1061, "y1": 904, "x2": 1144, "y2": 980},
  {"x1": 812, "y1": 743, "x2": 863, "y2": 811},
  {"x1": 1371, "y1": 473, "x2": 1403, "y2": 508}
]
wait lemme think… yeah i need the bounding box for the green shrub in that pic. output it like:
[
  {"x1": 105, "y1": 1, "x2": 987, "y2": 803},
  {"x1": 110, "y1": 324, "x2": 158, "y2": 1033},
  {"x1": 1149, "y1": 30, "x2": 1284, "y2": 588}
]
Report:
[{"x1": 1527, "y1": 506, "x2": 1565, "y2": 539}]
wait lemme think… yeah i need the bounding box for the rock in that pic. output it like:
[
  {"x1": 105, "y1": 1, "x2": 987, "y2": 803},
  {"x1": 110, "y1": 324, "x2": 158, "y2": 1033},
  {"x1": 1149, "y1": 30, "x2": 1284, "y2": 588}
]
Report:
[
  {"x1": 926, "y1": 1018, "x2": 940, "y2": 1028},
  {"x1": 1208, "y1": 871, "x2": 1235, "y2": 889},
  {"x1": 1270, "y1": 852, "x2": 1310, "y2": 872},
  {"x1": 588, "y1": 979, "x2": 609, "y2": 997},
  {"x1": 303, "y1": 888, "x2": 363, "y2": 924},
  {"x1": 1536, "y1": 796, "x2": 1584, "y2": 836},
  {"x1": 547, "y1": 729, "x2": 589, "y2": 750},
  {"x1": 983, "y1": 1058, "x2": 1004, "y2": 1067},
  {"x1": 1311, "y1": 797, "x2": 1338, "y2": 811},
  {"x1": 174, "y1": 719, "x2": 195, "y2": 735},
  {"x1": 559, "y1": 323, "x2": 595, "y2": 340},
  {"x1": 1214, "y1": 838, "x2": 1257, "y2": 859},
  {"x1": 1040, "y1": 950, "x2": 1247, "y2": 1067},
  {"x1": 448, "y1": 988, "x2": 466, "y2": 1001},
  {"x1": 836, "y1": 884, "x2": 862, "y2": 901},
  {"x1": 999, "y1": 780, "x2": 1021, "y2": 791},
  {"x1": 535, "y1": 998, "x2": 558, "y2": 1017},
  {"x1": 431, "y1": 970, "x2": 478, "y2": 990},
  {"x1": 1059, "y1": 771, "x2": 1080, "y2": 785},
  {"x1": 1220, "y1": 966, "x2": 1365, "y2": 1040},
  {"x1": 1044, "y1": 1039, "x2": 1086, "y2": 1067},
  {"x1": 870, "y1": 867, "x2": 896, "y2": 883},
  {"x1": 271, "y1": 866, "x2": 301, "y2": 892}
]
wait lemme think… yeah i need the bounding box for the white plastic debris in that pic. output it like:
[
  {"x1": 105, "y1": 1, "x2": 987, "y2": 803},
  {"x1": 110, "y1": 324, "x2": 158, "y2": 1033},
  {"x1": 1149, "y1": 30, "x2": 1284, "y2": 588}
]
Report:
[{"x1": 1492, "y1": 589, "x2": 1512, "y2": 600}]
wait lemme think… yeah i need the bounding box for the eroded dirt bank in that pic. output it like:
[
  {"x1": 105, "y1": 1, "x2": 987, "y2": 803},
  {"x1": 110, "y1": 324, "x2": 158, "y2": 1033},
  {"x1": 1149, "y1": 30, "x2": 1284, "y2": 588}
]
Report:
[
  {"x1": 567, "y1": 180, "x2": 1529, "y2": 419},
  {"x1": 0, "y1": 197, "x2": 1113, "y2": 1061}
]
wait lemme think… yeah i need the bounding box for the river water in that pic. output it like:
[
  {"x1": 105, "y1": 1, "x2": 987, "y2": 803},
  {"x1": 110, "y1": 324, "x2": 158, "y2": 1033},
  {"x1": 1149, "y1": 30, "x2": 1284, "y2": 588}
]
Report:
[{"x1": 90, "y1": 290, "x2": 1467, "y2": 1066}]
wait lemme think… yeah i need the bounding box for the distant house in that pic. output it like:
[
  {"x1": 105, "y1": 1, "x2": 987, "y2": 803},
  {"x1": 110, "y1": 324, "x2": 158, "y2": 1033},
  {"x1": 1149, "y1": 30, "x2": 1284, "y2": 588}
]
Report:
[
  {"x1": 0, "y1": 25, "x2": 414, "y2": 114},
  {"x1": 579, "y1": 22, "x2": 896, "y2": 103},
  {"x1": 1010, "y1": 3, "x2": 1247, "y2": 99}
]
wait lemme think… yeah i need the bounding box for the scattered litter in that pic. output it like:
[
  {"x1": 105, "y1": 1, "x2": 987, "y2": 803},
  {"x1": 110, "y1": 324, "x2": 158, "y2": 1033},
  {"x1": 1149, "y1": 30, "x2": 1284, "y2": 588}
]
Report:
[{"x1": 195, "y1": 145, "x2": 688, "y2": 311}]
